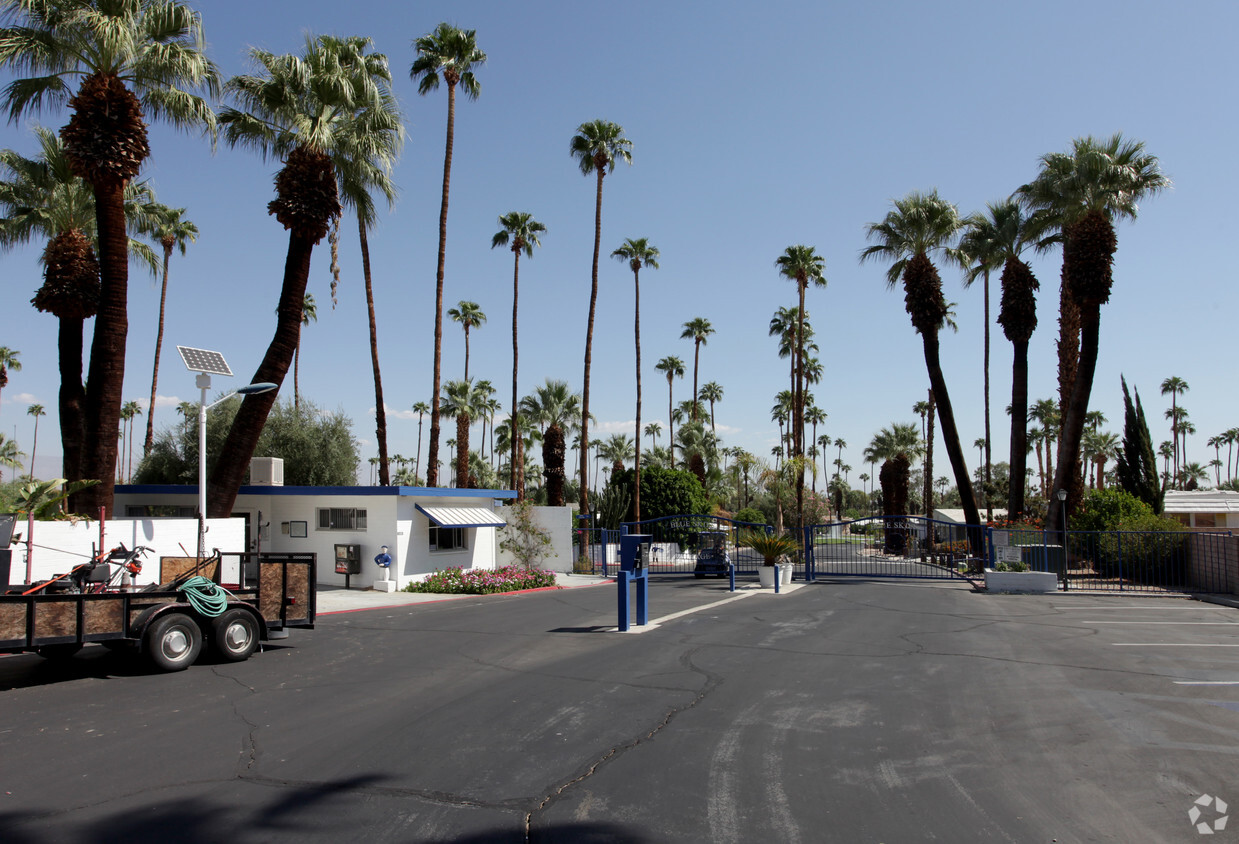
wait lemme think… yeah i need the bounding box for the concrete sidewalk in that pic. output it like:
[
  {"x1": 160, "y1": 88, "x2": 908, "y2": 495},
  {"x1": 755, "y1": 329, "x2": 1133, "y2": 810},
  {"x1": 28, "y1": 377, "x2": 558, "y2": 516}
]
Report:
[{"x1": 314, "y1": 572, "x2": 615, "y2": 615}]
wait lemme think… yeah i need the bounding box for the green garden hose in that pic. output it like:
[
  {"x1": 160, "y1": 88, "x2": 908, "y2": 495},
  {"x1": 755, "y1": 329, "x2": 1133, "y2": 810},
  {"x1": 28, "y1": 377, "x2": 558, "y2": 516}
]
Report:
[{"x1": 178, "y1": 575, "x2": 234, "y2": 618}]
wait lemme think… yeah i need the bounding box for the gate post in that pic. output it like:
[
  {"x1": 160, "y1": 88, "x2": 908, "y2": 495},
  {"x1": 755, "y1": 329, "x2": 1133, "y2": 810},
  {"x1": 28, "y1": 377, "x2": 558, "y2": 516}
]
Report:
[{"x1": 803, "y1": 525, "x2": 815, "y2": 582}]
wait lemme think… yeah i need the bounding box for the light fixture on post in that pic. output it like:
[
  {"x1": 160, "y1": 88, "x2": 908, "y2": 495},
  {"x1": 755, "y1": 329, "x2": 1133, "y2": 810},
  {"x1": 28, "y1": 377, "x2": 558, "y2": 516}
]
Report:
[
  {"x1": 1055, "y1": 487, "x2": 1069, "y2": 588},
  {"x1": 178, "y1": 346, "x2": 277, "y2": 559}
]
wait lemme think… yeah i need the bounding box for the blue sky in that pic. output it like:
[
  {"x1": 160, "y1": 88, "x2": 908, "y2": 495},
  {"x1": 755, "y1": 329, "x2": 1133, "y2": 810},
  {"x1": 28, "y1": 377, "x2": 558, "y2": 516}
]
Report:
[{"x1": 3, "y1": 0, "x2": 1236, "y2": 488}]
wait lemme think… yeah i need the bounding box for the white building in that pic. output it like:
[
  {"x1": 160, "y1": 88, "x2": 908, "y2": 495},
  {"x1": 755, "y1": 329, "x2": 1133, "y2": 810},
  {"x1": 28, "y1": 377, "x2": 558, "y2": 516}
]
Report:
[
  {"x1": 114, "y1": 481, "x2": 520, "y2": 591},
  {"x1": 1164, "y1": 490, "x2": 1239, "y2": 530}
]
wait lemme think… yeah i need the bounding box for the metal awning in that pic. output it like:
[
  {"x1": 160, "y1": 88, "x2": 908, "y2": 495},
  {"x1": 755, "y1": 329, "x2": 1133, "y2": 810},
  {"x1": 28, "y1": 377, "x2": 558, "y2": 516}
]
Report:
[{"x1": 415, "y1": 504, "x2": 507, "y2": 528}]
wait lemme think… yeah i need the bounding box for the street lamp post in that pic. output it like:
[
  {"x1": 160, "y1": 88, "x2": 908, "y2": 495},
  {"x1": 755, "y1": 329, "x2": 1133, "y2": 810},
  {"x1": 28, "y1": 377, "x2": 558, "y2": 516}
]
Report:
[
  {"x1": 178, "y1": 347, "x2": 275, "y2": 559},
  {"x1": 1056, "y1": 487, "x2": 1068, "y2": 587}
]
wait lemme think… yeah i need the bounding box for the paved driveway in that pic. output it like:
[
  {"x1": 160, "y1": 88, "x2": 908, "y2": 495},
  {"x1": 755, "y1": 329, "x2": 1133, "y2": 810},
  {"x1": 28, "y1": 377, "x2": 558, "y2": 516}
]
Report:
[{"x1": 1, "y1": 577, "x2": 1236, "y2": 842}]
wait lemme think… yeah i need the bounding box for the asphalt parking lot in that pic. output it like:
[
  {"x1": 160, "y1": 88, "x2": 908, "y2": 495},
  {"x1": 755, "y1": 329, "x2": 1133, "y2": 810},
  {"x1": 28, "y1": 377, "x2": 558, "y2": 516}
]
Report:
[{"x1": 1, "y1": 576, "x2": 1237, "y2": 842}]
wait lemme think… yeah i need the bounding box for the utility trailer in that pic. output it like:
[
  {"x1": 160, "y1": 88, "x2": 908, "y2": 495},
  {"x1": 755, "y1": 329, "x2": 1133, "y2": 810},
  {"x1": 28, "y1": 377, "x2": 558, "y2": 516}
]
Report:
[{"x1": 0, "y1": 552, "x2": 316, "y2": 671}]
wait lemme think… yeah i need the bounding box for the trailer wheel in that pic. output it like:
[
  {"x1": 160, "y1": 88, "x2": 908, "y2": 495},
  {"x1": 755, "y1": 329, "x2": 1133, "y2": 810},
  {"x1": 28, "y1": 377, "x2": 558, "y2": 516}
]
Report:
[
  {"x1": 35, "y1": 643, "x2": 81, "y2": 660},
  {"x1": 211, "y1": 609, "x2": 259, "y2": 662},
  {"x1": 145, "y1": 613, "x2": 202, "y2": 672}
]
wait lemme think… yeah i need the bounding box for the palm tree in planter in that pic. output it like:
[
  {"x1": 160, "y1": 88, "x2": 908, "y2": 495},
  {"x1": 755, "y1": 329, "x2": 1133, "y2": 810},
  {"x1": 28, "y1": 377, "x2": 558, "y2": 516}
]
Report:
[
  {"x1": 570, "y1": 118, "x2": 632, "y2": 514},
  {"x1": 862, "y1": 190, "x2": 983, "y2": 557},
  {"x1": 209, "y1": 35, "x2": 393, "y2": 517},
  {"x1": 1018, "y1": 134, "x2": 1169, "y2": 535},
  {"x1": 492, "y1": 211, "x2": 546, "y2": 497},
  {"x1": 612, "y1": 237, "x2": 659, "y2": 521},
  {"x1": 0, "y1": 0, "x2": 220, "y2": 515},
  {"x1": 411, "y1": 23, "x2": 486, "y2": 487},
  {"x1": 738, "y1": 527, "x2": 798, "y2": 587},
  {"x1": 142, "y1": 203, "x2": 197, "y2": 456}
]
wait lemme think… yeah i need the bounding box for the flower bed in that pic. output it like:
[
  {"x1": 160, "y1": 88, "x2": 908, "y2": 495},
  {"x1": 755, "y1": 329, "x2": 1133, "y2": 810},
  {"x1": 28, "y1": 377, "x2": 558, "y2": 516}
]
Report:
[{"x1": 403, "y1": 566, "x2": 559, "y2": 595}]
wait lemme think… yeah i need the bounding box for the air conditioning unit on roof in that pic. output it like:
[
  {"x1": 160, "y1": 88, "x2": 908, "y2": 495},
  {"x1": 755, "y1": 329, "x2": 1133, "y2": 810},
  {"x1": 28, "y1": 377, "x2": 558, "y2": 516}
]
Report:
[{"x1": 250, "y1": 457, "x2": 284, "y2": 486}]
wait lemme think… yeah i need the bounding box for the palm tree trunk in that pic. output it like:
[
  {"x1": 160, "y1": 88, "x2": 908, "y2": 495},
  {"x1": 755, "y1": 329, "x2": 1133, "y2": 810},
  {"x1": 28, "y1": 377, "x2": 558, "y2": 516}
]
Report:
[
  {"x1": 428, "y1": 81, "x2": 458, "y2": 488},
  {"x1": 691, "y1": 340, "x2": 701, "y2": 421},
  {"x1": 79, "y1": 180, "x2": 128, "y2": 516},
  {"x1": 580, "y1": 165, "x2": 604, "y2": 514},
  {"x1": 982, "y1": 268, "x2": 992, "y2": 521},
  {"x1": 1048, "y1": 308, "x2": 1101, "y2": 543},
  {"x1": 359, "y1": 216, "x2": 390, "y2": 486},
  {"x1": 58, "y1": 317, "x2": 86, "y2": 488},
  {"x1": 633, "y1": 268, "x2": 642, "y2": 521},
  {"x1": 456, "y1": 414, "x2": 469, "y2": 488},
  {"x1": 293, "y1": 334, "x2": 301, "y2": 411},
  {"x1": 1008, "y1": 338, "x2": 1030, "y2": 518},
  {"x1": 415, "y1": 417, "x2": 424, "y2": 482},
  {"x1": 667, "y1": 378, "x2": 675, "y2": 469},
  {"x1": 207, "y1": 232, "x2": 313, "y2": 517},
  {"x1": 795, "y1": 281, "x2": 806, "y2": 532},
  {"x1": 144, "y1": 245, "x2": 173, "y2": 457},
  {"x1": 922, "y1": 332, "x2": 982, "y2": 554},
  {"x1": 925, "y1": 387, "x2": 934, "y2": 528},
  {"x1": 510, "y1": 251, "x2": 520, "y2": 494}
]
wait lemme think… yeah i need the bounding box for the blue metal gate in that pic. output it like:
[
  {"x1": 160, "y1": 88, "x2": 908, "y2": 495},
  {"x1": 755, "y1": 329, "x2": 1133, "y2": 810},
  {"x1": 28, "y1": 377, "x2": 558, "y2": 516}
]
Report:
[
  {"x1": 803, "y1": 516, "x2": 978, "y2": 582},
  {"x1": 621, "y1": 515, "x2": 770, "y2": 575}
]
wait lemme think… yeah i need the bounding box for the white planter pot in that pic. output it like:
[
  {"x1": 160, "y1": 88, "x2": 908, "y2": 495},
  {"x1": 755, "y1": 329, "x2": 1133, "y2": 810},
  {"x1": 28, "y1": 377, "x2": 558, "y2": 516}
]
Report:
[
  {"x1": 758, "y1": 566, "x2": 778, "y2": 588},
  {"x1": 984, "y1": 568, "x2": 1059, "y2": 593},
  {"x1": 779, "y1": 563, "x2": 793, "y2": 585}
]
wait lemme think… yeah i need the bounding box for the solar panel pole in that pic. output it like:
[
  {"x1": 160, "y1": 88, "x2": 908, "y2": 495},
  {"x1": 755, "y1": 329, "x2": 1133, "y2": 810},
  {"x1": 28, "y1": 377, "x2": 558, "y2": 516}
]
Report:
[{"x1": 198, "y1": 372, "x2": 212, "y2": 559}]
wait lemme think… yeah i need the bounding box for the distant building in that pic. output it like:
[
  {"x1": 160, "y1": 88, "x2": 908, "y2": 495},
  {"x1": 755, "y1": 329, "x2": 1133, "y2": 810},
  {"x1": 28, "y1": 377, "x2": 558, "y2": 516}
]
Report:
[{"x1": 1163, "y1": 490, "x2": 1239, "y2": 530}]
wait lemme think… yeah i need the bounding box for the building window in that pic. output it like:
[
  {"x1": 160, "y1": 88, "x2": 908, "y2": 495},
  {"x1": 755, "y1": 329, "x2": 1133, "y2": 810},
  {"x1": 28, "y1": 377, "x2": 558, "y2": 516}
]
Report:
[
  {"x1": 430, "y1": 525, "x2": 466, "y2": 551},
  {"x1": 317, "y1": 508, "x2": 367, "y2": 530}
]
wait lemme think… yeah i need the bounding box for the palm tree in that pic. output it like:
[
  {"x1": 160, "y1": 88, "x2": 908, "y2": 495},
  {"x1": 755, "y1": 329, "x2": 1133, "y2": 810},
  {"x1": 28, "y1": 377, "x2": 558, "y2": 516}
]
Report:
[
  {"x1": 411, "y1": 23, "x2": 486, "y2": 488},
  {"x1": 644, "y1": 421, "x2": 662, "y2": 450},
  {"x1": 655, "y1": 355, "x2": 685, "y2": 468},
  {"x1": 26, "y1": 402, "x2": 44, "y2": 478},
  {"x1": 963, "y1": 199, "x2": 1042, "y2": 517},
  {"x1": 1160, "y1": 376, "x2": 1189, "y2": 487},
  {"x1": 0, "y1": 345, "x2": 18, "y2": 417},
  {"x1": 611, "y1": 237, "x2": 659, "y2": 520},
  {"x1": 700, "y1": 381, "x2": 724, "y2": 435},
  {"x1": 521, "y1": 379, "x2": 580, "y2": 506},
  {"x1": 120, "y1": 398, "x2": 141, "y2": 481},
  {"x1": 680, "y1": 317, "x2": 715, "y2": 421},
  {"x1": 862, "y1": 191, "x2": 982, "y2": 550},
  {"x1": 293, "y1": 293, "x2": 317, "y2": 412},
  {"x1": 1019, "y1": 134, "x2": 1169, "y2": 534},
  {"x1": 0, "y1": 0, "x2": 219, "y2": 515},
  {"x1": 570, "y1": 119, "x2": 632, "y2": 514},
  {"x1": 776, "y1": 245, "x2": 828, "y2": 532},
  {"x1": 331, "y1": 63, "x2": 402, "y2": 489},
  {"x1": 0, "y1": 433, "x2": 23, "y2": 483},
  {"x1": 1028, "y1": 397, "x2": 1060, "y2": 498},
  {"x1": 600, "y1": 433, "x2": 635, "y2": 477},
  {"x1": 447, "y1": 300, "x2": 486, "y2": 381},
  {"x1": 141, "y1": 204, "x2": 197, "y2": 456},
  {"x1": 492, "y1": 211, "x2": 546, "y2": 496},
  {"x1": 210, "y1": 35, "x2": 392, "y2": 517},
  {"x1": 1, "y1": 126, "x2": 158, "y2": 487},
  {"x1": 440, "y1": 379, "x2": 484, "y2": 487},
  {"x1": 412, "y1": 400, "x2": 430, "y2": 483}
]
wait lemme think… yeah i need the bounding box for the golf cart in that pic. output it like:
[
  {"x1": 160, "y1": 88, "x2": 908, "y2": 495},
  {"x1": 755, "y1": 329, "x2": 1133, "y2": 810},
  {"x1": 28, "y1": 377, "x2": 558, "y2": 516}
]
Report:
[{"x1": 693, "y1": 531, "x2": 731, "y2": 578}]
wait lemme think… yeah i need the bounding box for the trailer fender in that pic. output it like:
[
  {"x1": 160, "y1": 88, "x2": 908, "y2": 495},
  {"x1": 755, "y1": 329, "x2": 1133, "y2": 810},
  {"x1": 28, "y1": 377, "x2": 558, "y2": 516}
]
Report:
[{"x1": 130, "y1": 602, "x2": 204, "y2": 648}]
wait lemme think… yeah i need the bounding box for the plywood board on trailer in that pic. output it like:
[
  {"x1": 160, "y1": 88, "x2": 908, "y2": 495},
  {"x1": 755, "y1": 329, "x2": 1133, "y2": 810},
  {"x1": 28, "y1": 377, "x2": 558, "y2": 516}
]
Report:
[{"x1": 160, "y1": 556, "x2": 218, "y2": 583}]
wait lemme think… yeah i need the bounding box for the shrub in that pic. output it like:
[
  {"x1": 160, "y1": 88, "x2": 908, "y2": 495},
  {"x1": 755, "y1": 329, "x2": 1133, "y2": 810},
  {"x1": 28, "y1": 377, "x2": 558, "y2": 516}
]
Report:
[
  {"x1": 1068, "y1": 488, "x2": 1187, "y2": 583},
  {"x1": 403, "y1": 566, "x2": 558, "y2": 595},
  {"x1": 732, "y1": 506, "x2": 767, "y2": 526}
]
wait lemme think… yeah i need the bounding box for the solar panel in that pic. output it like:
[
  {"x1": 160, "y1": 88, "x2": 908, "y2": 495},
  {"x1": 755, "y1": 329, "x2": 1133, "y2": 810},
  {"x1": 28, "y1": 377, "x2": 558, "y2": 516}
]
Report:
[{"x1": 177, "y1": 346, "x2": 232, "y2": 376}]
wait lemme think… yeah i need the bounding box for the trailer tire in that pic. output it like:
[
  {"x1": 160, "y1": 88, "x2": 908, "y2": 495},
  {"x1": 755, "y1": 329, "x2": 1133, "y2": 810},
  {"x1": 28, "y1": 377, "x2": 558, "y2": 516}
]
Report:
[
  {"x1": 145, "y1": 612, "x2": 202, "y2": 672},
  {"x1": 211, "y1": 609, "x2": 259, "y2": 662}
]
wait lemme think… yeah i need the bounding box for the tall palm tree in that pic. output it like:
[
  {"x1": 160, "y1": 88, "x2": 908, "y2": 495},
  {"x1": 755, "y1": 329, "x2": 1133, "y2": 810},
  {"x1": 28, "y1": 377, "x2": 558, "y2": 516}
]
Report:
[
  {"x1": 612, "y1": 237, "x2": 659, "y2": 520},
  {"x1": 862, "y1": 190, "x2": 982, "y2": 550},
  {"x1": 521, "y1": 379, "x2": 580, "y2": 507},
  {"x1": 570, "y1": 119, "x2": 632, "y2": 514},
  {"x1": 141, "y1": 203, "x2": 196, "y2": 456},
  {"x1": 448, "y1": 300, "x2": 486, "y2": 381},
  {"x1": 440, "y1": 378, "x2": 483, "y2": 487},
  {"x1": 964, "y1": 199, "x2": 1042, "y2": 517},
  {"x1": 700, "y1": 381, "x2": 724, "y2": 435},
  {"x1": 492, "y1": 211, "x2": 546, "y2": 496},
  {"x1": 655, "y1": 355, "x2": 684, "y2": 469},
  {"x1": 776, "y1": 245, "x2": 827, "y2": 532},
  {"x1": 120, "y1": 398, "x2": 140, "y2": 481},
  {"x1": 292, "y1": 292, "x2": 317, "y2": 412},
  {"x1": 411, "y1": 23, "x2": 486, "y2": 488},
  {"x1": 1028, "y1": 398, "x2": 1060, "y2": 498},
  {"x1": 680, "y1": 317, "x2": 714, "y2": 421},
  {"x1": 0, "y1": 0, "x2": 219, "y2": 515},
  {"x1": 1, "y1": 126, "x2": 157, "y2": 486},
  {"x1": 644, "y1": 421, "x2": 661, "y2": 450},
  {"x1": 1160, "y1": 376, "x2": 1189, "y2": 487},
  {"x1": 599, "y1": 433, "x2": 635, "y2": 477},
  {"x1": 0, "y1": 345, "x2": 18, "y2": 417},
  {"x1": 412, "y1": 400, "x2": 430, "y2": 483},
  {"x1": 210, "y1": 34, "x2": 392, "y2": 516},
  {"x1": 1019, "y1": 134, "x2": 1169, "y2": 533},
  {"x1": 26, "y1": 402, "x2": 44, "y2": 478},
  {"x1": 0, "y1": 433, "x2": 23, "y2": 483}
]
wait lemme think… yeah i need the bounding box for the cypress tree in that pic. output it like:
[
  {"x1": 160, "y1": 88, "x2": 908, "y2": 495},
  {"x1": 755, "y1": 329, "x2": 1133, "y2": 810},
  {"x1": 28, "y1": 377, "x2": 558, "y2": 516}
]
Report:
[{"x1": 1114, "y1": 376, "x2": 1163, "y2": 514}]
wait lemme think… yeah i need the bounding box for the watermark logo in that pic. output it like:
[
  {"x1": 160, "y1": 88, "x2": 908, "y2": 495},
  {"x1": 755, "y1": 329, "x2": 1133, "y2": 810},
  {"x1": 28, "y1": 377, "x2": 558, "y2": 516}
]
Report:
[{"x1": 1189, "y1": 794, "x2": 1229, "y2": 835}]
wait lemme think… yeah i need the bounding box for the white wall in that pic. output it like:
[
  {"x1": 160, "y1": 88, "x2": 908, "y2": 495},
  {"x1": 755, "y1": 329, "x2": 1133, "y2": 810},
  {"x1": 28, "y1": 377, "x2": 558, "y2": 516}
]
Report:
[
  {"x1": 13, "y1": 517, "x2": 246, "y2": 586},
  {"x1": 496, "y1": 505, "x2": 573, "y2": 572}
]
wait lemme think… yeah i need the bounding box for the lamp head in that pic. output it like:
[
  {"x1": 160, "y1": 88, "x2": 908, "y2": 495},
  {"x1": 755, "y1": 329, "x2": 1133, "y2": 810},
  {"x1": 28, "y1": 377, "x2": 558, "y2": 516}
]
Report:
[
  {"x1": 1056, "y1": 488, "x2": 1067, "y2": 502},
  {"x1": 238, "y1": 382, "x2": 278, "y2": 396}
]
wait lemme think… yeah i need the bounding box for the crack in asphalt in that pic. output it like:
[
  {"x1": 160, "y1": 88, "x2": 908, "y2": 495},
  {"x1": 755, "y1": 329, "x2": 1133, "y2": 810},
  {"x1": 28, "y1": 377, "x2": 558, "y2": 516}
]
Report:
[{"x1": 522, "y1": 646, "x2": 721, "y2": 842}]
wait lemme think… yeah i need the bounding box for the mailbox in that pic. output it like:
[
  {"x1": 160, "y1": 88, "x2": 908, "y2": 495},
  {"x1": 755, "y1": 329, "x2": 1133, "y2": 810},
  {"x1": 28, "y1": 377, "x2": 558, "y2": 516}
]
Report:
[{"x1": 334, "y1": 544, "x2": 361, "y2": 575}]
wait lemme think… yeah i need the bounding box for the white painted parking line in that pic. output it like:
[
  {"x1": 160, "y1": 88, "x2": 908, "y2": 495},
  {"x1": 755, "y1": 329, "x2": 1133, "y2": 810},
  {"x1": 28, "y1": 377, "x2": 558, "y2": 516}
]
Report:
[
  {"x1": 1054, "y1": 606, "x2": 1201, "y2": 610},
  {"x1": 1174, "y1": 681, "x2": 1239, "y2": 686},
  {"x1": 1084, "y1": 621, "x2": 1239, "y2": 625},
  {"x1": 1113, "y1": 643, "x2": 1239, "y2": 647}
]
